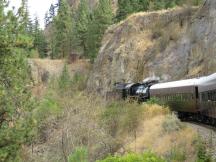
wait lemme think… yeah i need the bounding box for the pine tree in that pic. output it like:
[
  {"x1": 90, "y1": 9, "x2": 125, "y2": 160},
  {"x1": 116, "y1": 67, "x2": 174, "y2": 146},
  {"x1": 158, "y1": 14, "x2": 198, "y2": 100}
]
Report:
[
  {"x1": 33, "y1": 17, "x2": 48, "y2": 58},
  {"x1": 86, "y1": 0, "x2": 113, "y2": 61},
  {"x1": 116, "y1": 0, "x2": 133, "y2": 21},
  {"x1": 17, "y1": 0, "x2": 29, "y2": 33},
  {"x1": 44, "y1": 11, "x2": 49, "y2": 27},
  {"x1": 49, "y1": 4, "x2": 56, "y2": 21},
  {"x1": 73, "y1": 0, "x2": 90, "y2": 56},
  {"x1": 0, "y1": 0, "x2": 35, "y2": 161},
  {"x1": 116, "y1": 0, "x2": 202, "y2": 22},
  {"x1": 52, "y1": 0, "x2": 72, "y2": 58}
]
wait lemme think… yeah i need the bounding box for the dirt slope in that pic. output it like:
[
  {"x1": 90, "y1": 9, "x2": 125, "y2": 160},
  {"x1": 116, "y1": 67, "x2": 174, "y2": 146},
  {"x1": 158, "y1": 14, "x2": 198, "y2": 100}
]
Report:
[
  {"x1": 28, "y1": 59, "x2": 90, "y2": 85},
  {"x1": 28, "y1": 59, "x2": 90, "y2": 97}
]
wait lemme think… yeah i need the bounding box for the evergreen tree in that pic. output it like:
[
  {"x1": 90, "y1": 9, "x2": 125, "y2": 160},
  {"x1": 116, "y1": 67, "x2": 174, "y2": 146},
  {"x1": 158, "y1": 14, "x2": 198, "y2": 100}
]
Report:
[
  {"x1": 49, "y1": 25, "x2": 57, "y2": 59},
  {"x1": 116, "y1": 0, "x2": 133, "y2": 21},
  {"x1": 86, "y1": 0, "x2": 113, "y2": 61},
  {"x1": 53, "y1": 0, "x2": 72, "y2": 58},
  {"x1": 33, "y1": 17, "x2": 48, "y2": 58},
  {"x1": 44, "y1": 11, "x2": 49, "y2": 27},
  {"x1": 73, "y1": 0, "x2": 90, "y2": 56},
  {"x1": 116, "y1": 0, "x2": 202, "y2": 21},
  {"x1": 49, "y1": 4, "x2": 56, "y2": 22},
  {"x1": 35, "y1": 31, "x2": 48, "y2": 58},
  {"x1": 17, "y1": 0, "x2": 30, "y2": 33},
  {"x1": 0, "y1": 0, "x2": 35, "y2": 161}
]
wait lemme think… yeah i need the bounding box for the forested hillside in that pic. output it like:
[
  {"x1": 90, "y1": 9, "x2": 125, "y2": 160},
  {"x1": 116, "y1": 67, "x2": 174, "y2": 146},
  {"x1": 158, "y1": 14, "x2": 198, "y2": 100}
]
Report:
[
  {"x1": 1, "y1": 0, "x2": 214, "y2": 162},
  {"x1": 44, "y1": 0, "x2": 202, "y2": 62}
]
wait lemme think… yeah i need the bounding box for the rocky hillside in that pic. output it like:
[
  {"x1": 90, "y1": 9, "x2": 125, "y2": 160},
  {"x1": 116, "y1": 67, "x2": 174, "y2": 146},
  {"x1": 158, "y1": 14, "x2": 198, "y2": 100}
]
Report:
[
  {"x1": 88, "y1": 0, "x2": 216, "y2": 94},
  {"x1": 68, "y1": 0, "x2": 117, "y2": 11}
]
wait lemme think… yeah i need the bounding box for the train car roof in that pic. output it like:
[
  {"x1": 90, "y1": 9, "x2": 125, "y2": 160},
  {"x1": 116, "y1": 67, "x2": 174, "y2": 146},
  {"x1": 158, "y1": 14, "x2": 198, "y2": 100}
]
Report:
[
  {"x1": 198, "y1": 73, "x2": 216, "y2": 92},
  {"x1": 198, "y1": 73, "x2": 216, "y2": 84},
  {"x1": 150, "y1": 73, "x2": 216, "y2": 92},
  {"x1": 150, "y1": 78, "x2": 200, "y2": 90}
]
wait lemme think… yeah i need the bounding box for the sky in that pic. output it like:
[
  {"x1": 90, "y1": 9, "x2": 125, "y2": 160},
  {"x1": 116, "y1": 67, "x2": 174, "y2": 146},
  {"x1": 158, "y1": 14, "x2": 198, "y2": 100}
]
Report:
[{"x1": 9, "y1": 0, "x2": 58, "y2": 28}]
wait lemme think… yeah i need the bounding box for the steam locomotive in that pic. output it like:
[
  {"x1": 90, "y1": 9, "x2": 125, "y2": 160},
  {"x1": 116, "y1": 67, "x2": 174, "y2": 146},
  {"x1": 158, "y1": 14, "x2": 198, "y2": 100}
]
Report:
[{"x1": 115, "y1": 73, "x2": 216, "y2": 126}]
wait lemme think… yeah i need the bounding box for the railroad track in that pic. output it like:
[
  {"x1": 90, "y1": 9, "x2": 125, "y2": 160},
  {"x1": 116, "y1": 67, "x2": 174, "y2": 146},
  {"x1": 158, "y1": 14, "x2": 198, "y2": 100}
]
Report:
[
  {"x1": 185, "y1": 121, "x2": 216, "y2": 160},
  {"x1": 184, "y1": 120, "x2": 216, "y2": 131}
]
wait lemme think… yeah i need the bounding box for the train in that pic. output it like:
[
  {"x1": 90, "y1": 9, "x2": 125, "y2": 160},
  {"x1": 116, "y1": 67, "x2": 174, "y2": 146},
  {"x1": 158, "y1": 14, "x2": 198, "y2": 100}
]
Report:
[{"x1": 115, "y1": 73, "x2": 216, "y2": 126}]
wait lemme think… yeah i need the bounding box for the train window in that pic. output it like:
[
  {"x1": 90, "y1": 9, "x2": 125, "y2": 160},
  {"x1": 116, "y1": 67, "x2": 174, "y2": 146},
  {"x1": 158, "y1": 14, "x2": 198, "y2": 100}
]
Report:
[
  {"x1": 183, "y1": 94, "x2": 186, "y2": 100},
  {"x1": 213, "y1": 91, "x2": 216, "y2": 101},
  {"x1": 202, "y1": 93, "x2": 205, "y2": 100},
  {"x1": 211, "y1": 92, "x2": 213, "y2": 100},
  {"x1": 191, "y1": 94, "x2": 194, "y2": 100},
  {"x1": 195, "y1": 87, "x2": 199, "y2": 99},
  {"x1": 202, "y1": 93, "x2": 205, "y2": 101},
  {"x1": 180, "y1": 94, "x2": 182, "y2": 100},
  {"x1": 188, "y1": 94, "x2": 190, "y2": 100},
  {"x1": 201, "y1": 93, "x2": 204, "y2": 100},
  {"x1": 208, "y1": 92, "x2": 211, "y2": 101},
  {"x1": 203, "y1": 92, "x2": 208, "y2": 101},
  {"x1": 204, "y1": 93, "x2": 207, "y2": 101}
]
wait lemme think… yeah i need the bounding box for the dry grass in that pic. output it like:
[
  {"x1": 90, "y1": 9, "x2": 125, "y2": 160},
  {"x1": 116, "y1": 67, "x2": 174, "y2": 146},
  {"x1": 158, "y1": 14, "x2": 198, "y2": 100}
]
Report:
[
  {"x1": 123, "y1": 104, "x2": 197, "y2": 162},
  {"x1": 142, "y1": 104, "x2": 170, "y2": 119},
  {"x1": 24, "y1": 87, "x2": 117, "y2": 162},
  {"x1": 29, "y1": 58, "x2": 91, "y2": 98},
  {"x1": 25, "y1": 89, "x2": 199, "y2": 162},
  {"x1": 29, "y1": 58, "x2": 90, "y2": 78}
]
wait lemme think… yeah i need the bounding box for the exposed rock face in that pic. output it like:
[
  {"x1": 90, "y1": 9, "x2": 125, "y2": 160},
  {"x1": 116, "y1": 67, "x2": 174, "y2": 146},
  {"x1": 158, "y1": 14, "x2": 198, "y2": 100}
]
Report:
[{"x1": 88, "y1": 0, "x2": 216, "y2": 94}]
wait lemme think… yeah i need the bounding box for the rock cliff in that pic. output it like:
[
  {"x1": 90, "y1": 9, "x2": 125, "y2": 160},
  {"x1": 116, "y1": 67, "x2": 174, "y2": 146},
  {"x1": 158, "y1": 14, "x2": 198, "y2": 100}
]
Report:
[{"x1": 88, "y1": 0, "x2": 216, "y2": 95}]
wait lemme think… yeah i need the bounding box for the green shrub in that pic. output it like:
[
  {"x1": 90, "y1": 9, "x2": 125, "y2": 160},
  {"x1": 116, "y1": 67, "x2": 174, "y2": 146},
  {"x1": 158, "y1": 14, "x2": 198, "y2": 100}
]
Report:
[
  {"x1": 58, "y1": 64, "x2": 87, "y2": 92},
  {"x1": 196, "y1": 137, "x2": 212, "y2": 162},
  {"x1": 101, "y1": 102, "x2": 124, "y2": 136},
  {"x1": 97, "y1": 152, "x2": 166, "y2": 162},
  {"x1": 101, "y1": 102, "x2": 144, "y2": 137},
  {"x1": 68, "y1": 147, "x2": 88, "y2": 162},
  {"x1": 72, "y1": 72, "x2": 87, "y2": 91},
  {"x1": 146, "y1": 97, "x2": 161, "y2": 105},
  {"x1": 58, "y1": 64, "x2": 71, "y2": 90},
  {"x1": 167, "y1": 147, "x2": 186, "y2": 162},
  {"x1": 33, "y1": 97, "x2": 61, "y2": 126},
  {"x1": 162, "y1": 114, "x2": 184, "y2": 133}
]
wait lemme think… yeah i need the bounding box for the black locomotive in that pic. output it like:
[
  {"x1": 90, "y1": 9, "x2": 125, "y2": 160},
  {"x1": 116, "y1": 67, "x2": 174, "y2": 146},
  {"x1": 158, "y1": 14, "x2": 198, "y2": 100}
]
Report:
[{"x1": 115, "y1": 73, "x2": 216, "y2": 126}]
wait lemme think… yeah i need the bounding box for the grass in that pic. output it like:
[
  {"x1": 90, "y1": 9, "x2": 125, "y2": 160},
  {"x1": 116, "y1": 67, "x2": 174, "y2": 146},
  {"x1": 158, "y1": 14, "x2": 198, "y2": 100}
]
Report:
[
  {"x1": 97, "y1": 151, "x2": 166, "y2": 162},
  {"x1": 68, "y1": 147, "x2": 88, "y2": 162}
]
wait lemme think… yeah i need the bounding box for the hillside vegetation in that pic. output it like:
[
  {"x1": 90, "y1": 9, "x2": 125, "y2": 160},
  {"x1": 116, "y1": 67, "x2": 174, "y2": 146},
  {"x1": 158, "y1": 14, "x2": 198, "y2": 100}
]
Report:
[
  {"x1": 9, "y1": 57, "x2": 210, "y2": 162},
  {"x1": 0, "y1": 0, "x2": 214, "y2": 162},
  {"x1": 20, "y1": 59, "x2": 213, "y2": 161},
  {"x1": 23, "y1": 66, "x2": 211, "y2": 162}
]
